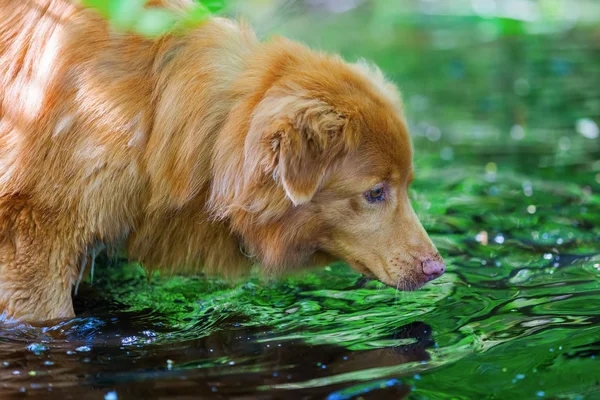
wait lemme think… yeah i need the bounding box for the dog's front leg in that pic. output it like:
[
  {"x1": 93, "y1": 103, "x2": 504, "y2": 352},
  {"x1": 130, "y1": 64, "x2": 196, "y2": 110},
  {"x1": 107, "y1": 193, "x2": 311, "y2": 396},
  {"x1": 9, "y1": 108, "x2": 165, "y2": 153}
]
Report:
[{"x1": 0, "y1": 200, "x2": 80, "y2": 323}]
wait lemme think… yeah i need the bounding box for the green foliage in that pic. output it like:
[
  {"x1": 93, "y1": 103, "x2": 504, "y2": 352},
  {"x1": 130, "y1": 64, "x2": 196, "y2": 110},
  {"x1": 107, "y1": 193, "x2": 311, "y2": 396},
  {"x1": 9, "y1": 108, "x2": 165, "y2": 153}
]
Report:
[{"x1": 81, "y1": 0, "x2": 226, "y2": 36}]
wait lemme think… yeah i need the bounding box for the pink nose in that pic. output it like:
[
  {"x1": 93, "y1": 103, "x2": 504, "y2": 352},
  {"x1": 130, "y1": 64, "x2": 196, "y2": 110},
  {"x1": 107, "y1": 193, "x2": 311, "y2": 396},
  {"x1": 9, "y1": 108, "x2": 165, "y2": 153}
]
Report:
[{"x1": 422, "y1": 259, "x2": 446, "y2": 281}]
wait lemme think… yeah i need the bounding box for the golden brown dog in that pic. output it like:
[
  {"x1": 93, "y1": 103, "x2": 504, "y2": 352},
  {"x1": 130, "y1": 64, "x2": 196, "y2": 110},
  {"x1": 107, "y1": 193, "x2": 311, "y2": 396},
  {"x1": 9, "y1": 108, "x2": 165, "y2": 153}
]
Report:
[{"x1": 0, "y1": 0, "x2": 446, "y2": 322}]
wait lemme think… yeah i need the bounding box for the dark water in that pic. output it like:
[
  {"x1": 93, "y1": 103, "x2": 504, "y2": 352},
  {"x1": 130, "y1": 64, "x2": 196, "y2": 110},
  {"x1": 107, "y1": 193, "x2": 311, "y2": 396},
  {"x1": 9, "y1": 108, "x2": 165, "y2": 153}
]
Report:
[{"x1": 1, "y1": 1, "x2": 599, "y2": 399}]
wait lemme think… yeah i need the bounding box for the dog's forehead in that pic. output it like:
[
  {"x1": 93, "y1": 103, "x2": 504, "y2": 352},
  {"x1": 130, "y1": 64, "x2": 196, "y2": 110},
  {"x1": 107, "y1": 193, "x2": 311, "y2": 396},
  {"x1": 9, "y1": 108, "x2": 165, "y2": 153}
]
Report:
[
  {"x1": 331, "y1": 119, "x2": 412, "y2": 191},
  {"x1": 360, "y1": 108, "x2": 413, "y2": 177}
]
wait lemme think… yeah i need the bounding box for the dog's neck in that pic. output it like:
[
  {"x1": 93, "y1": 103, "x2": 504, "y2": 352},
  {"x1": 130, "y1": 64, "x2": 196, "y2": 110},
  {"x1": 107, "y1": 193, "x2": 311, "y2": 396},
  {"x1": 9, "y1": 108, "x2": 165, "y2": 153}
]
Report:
[{"x1": 144, "y1": 18, "x2": 259, "y2": 212}]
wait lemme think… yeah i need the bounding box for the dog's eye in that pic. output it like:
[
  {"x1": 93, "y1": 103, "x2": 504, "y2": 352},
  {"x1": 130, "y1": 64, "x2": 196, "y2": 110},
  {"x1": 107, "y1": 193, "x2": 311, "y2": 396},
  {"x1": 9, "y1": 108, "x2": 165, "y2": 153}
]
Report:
[{"x1": 364, "y1": 184, "x2": 386, "y2": 203}]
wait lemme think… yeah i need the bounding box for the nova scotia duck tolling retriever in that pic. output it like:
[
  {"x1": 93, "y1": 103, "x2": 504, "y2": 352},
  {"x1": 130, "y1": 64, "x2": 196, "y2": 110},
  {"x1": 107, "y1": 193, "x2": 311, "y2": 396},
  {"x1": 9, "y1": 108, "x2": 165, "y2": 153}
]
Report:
[{"x1": 0, "y1": 0, "x2": 446, "y2": 322}]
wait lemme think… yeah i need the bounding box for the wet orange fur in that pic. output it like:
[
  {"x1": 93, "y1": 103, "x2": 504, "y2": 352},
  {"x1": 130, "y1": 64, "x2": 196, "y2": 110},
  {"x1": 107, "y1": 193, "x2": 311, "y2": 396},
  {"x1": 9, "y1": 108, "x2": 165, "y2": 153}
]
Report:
[{"x1": 0, "y1": 0, "x2": 444, "y2": 322}]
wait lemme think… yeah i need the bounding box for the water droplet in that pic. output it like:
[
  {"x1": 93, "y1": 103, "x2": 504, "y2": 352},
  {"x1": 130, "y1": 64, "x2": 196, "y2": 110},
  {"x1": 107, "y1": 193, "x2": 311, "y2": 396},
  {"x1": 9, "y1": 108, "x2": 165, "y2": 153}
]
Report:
[
  {"x1": 509, "y1": 269, "x2": 533, "y2": 284},
  {"x1": 536, "y1": 391, "x2": 545, "y2": 397},
  {"x1": 527, "y1": 205, "x2": 536, "y2": 214},
  {"x1": 576, "y1": 118, "x2": 599, "y2": 139},
  {"x1": 27, "y1": 343, "x2": 48, "y2": 355},
  {"x1": 75, "y1": 346, "x2": 91, "y2": 353},
  {"x1": 105, "y1": 391, "x2": 118, "y2": 400},
  {"x1": 510, "y1": 125, "x2": 525, "y2": 140},
  {"x1": 494, "y1": 234, "x2": 505, "y2": 244}
]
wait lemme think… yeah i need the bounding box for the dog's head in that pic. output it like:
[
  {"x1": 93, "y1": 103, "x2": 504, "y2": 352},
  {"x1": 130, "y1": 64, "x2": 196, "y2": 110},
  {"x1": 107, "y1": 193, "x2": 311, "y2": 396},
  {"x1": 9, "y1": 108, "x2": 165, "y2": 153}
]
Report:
[{"x1": 210, "y1": 40, "x2": 445, "y2": 290}]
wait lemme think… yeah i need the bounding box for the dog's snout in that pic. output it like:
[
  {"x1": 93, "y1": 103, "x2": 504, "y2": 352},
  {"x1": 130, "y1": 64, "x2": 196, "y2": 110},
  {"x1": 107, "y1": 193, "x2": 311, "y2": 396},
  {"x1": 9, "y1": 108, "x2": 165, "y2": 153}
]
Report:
[{"x1": 422, "y1": 259, "x2": 446, "y2": 281}]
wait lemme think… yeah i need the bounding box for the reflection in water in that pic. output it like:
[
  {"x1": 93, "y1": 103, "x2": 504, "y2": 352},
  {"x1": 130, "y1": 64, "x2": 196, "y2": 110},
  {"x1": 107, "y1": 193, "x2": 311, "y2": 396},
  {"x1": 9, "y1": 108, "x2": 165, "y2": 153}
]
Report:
[{"x1": 0, "y1": 311, "x2": 435, "y2": 399}]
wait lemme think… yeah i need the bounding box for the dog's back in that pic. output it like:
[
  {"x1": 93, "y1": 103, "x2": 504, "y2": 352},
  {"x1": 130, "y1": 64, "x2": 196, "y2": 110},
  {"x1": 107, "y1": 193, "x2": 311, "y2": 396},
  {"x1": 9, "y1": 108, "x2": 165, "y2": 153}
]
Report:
[
  {"x1": 1, "y1": 0, "x2": 150, "y2": 200},
  {"x1": 1, "y1": 0, "x2": 261, "y2": 211}
]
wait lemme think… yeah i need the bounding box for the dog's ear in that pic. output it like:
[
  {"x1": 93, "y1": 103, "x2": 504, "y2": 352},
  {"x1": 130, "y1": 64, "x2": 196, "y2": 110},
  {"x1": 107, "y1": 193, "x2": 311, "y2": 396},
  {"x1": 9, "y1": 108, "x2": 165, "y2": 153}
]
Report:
[{"x1": 245, "y1": 94, "x2": 357, "y2": 205}]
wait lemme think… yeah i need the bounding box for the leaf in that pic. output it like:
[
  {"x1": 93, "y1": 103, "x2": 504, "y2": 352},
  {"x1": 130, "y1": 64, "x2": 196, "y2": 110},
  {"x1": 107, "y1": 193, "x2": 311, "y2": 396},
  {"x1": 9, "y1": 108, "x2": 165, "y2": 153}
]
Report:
[
  {"x1": 81, "y1": 0, "x2": 111, "y2": 18},
  {"x1": 134, "y1": 9, "x2": 178, "y2": 37},
  {"x1": 108, "y1": 0, "x2": 148, "y2": 29},
  {"x1": 81, "y1": 0, "x2": 223, "y2": 36},
  {"x1": 202, "y1": 0, "x2": 226, "y2": 13},
  {"x1": 177, "y1": 3, "x2": 213, "y2": 31}
]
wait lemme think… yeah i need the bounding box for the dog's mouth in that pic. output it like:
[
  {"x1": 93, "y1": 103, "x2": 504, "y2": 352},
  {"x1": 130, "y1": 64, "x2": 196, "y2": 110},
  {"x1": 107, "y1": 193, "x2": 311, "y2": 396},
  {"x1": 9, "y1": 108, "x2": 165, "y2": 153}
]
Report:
[{"x1": 348, "y1": 260, "x2": 440, "y2": 291}]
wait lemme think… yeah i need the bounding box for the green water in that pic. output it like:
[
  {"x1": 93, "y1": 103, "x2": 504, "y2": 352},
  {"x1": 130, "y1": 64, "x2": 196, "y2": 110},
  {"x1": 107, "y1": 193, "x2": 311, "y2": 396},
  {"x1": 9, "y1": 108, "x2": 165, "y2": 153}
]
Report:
[{"x1": 1, "y1": 1, "x2": 599, "y2": 398}]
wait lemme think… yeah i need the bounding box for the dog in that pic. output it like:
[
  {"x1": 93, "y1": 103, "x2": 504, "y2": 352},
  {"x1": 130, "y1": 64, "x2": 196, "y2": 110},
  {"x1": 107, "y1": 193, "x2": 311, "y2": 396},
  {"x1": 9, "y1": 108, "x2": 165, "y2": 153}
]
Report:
[{"x1": 0, "y1": 0, "x2": 446, "y2": 322}]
